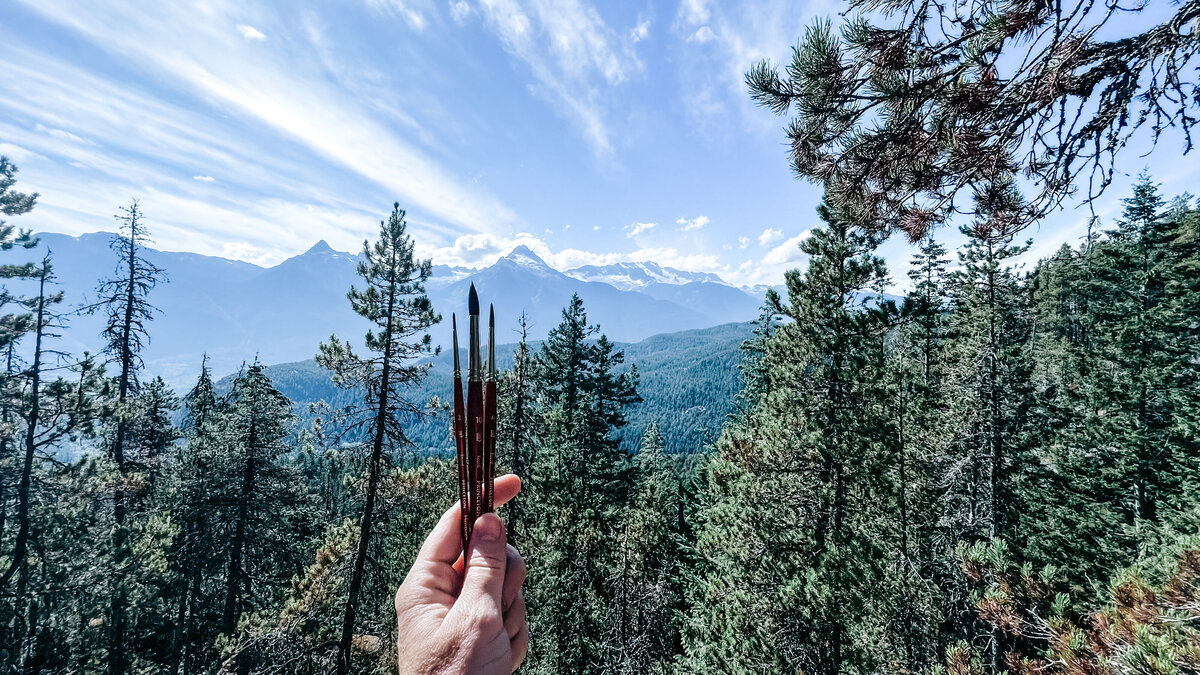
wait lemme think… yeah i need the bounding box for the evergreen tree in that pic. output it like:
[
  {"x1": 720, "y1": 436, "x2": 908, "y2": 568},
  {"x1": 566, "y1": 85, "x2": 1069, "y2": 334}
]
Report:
[
  {"x1": 614, "y1": 423, "x2": 682, "y2": 674},
  {"x1": 316, "y1": 203, "x2": 438, "y2": 675},
  {"x1": 496, "y1": 314, "x2": 537, "y2": 550},
  {"x1": 524, "y1": 295, "x2": 638, "y2": 674},
  {"x1": 0, "y1": 254, "x2": 105, "y2": 670},
  {"x1": 89, "y1": 199, "x2": 167, "y2": 675},
  {"x1": 745, "y1": 2, "x2": 1200, "y2": 238},
  {"x1": 683, "y1": 202, "x2": 898, "y2": 674},
  {"x1": 217, "y1": 360, "x2": 303, "y2": 638}
]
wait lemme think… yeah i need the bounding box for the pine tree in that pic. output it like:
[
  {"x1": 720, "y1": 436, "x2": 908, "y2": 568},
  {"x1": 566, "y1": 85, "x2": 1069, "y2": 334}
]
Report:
[
  {"x1": 316, "y1": 203, "x2": 438, "y2": 675},
  {"x1": 745, "y1": 2, "x2": 1200, "y2": 238},
  {"x1": 89, "y1": 199, "x2": 167, "y2": 675},
  {"x1": 683, "y1": 202, "x2": 897, "y2": 674}
]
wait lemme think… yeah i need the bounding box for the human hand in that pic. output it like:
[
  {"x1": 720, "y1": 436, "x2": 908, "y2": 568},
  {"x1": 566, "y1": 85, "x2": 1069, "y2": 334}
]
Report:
[{"x1": 395, "y1": 474, "x2": 528, "y2": 674}]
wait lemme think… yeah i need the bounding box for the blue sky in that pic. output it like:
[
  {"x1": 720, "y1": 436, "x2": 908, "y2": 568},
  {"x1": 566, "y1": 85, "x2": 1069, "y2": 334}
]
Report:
[{"x1": 2, "y1": 0, "x2": 1196, "y2": 289}]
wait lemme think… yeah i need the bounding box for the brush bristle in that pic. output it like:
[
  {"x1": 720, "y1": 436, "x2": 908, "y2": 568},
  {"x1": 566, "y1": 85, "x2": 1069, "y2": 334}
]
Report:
[
  {"x1": 468, "y1": 283, "x2": 479, "y2": 315},
  {"x1": 489, "y1": 304, "x2": 494, "y2": 326}
]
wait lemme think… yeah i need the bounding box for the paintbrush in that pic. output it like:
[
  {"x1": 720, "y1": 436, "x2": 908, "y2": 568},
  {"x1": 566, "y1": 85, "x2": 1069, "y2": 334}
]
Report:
[
  {"x1": 484, "y1": 305, "x2": 497, "y2": 512},
  {"x1": 467, "y1": 284, "x2": 485, "y2": 528},
  {"x1": 451, "y1": 314, "x2": 471, "y2": 552}
]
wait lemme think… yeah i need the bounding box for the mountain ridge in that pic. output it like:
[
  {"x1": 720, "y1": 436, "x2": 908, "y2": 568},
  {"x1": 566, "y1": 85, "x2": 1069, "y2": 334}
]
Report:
[{"x1": 19, "y1": 232, "x2": 767, "y2": 385}]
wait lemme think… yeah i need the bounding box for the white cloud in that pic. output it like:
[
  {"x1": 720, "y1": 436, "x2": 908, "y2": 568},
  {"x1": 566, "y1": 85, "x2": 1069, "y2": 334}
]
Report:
[
  {"x1": 476, "y1": 0, "x2": 644, "y2": 157},
  {"x1": 761, "y1": 231, "x2": 811, "y2": 266},
  {"x1": 236, "y1": 24, "x2": 266, "y2": 40},
  {"x1": 35, "y1": 123, "x2": 94, "y2": 145},
  {"x1": 757, "y1": 227, "x2": 783, "y2": 245},
  {"x1": 630, "y1": 17, "x2": 650, "y2": 42},
  {"x1": 673, "y1": 0, "x2": 835, "y2": 132},
  {"x1": 14, "y1": 1, "x2": 516, "y2": 236},
  {"x1": 192, "y1": 175, "x2": 216, "y2": 182},
  {"x1": 688, "y1": 25, "x2": 716, "y2": 43},
  {"x1": 678, "y1": 0, "x2": 710, "y2": 24},
  {"x1": 449, "y1": 0, "x2": 471, "y2": 23},
  {"x1": 423, "y1": 231, "x2": 730, "y2": 279},
  {"x1": 626, "y1": 221, "x2": 656, "y2": 237},
  {"x1": 676, "y1": 215, "x2": 709, "y2": 231},
  {"x1": 0, "y1": 143, "x2": 40, "y2": 162},
  {"x1": 737, "y1": 236, "x2": 750, "y2": 248},
  {"x1": 365, "y1": 0, "x2": 430, "y2": 30}
]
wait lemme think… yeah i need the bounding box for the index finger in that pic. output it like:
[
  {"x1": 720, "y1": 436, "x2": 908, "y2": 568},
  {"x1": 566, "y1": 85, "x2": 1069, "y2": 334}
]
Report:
[{"x1": 414, "y1": 474, "x2": 522, "y2": 568}]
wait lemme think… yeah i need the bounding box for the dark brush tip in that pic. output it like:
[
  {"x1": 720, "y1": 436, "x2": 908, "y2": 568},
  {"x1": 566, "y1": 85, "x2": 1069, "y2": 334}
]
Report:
[
  {"x1": 489, "y1": 304, "x2": 494, "y2": 325},
  {"x1": 452, "y1": 313, "x2": 457, "y2": 329},
  {"x1": 468, "y1": 283, "x2": 479, "y2": 315}
]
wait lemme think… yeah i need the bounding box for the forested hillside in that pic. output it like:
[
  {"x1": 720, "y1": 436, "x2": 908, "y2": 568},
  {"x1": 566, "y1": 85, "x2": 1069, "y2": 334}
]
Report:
[
  {"x1": 3, "y1": 0, "x2": 1200, "y2": 671},
  {"x1": 4, "y1": 154, "x2": 1199, "y2": 673},
  {"x1": 226, "y1": 321, "x2": 748, "y2": 457}
]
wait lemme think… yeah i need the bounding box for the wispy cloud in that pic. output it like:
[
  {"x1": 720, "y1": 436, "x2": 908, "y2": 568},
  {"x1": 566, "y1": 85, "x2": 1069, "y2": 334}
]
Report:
[
  {"x1": 672, "y1": 0, "x2": 834, "y2": 134},
  {"x1": 13, "y1": 1, "x2": 517, "y2": 238},
  {"x1": 475, "y1": 0, "x2": 644, "y2": 157},
  {"x1": 192, "y1": 175, "x2": 216, "y2": 182},
  {"x1": 626, "y1": 221, "x2": 656, "y2": 237},
  {"x1": 449, "y1": 0, "x2": 471, "y2": 23},
  {"x1": 236, "y1": 24, "x2": 266, "y2": 40},
  {"x1": 676, "y1": 215, "x2": 709, "y2": 231}
]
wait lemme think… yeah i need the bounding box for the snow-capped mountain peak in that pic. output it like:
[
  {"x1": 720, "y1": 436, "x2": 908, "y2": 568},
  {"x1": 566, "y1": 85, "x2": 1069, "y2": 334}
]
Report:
[{"x1": 565, "y1": 261, "x2": 727, "y2": 290}]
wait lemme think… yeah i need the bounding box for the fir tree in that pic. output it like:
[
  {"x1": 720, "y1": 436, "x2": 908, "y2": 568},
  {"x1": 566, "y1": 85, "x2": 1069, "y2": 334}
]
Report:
[
  {"x1": 683, "y1": 201, "x2": 898, "y2": 674},
  {"x1": 525, "y1": 295, "x2": 638, "y2": 675},
  {"x1": 614, "y1": 422, "x2": 683, "y2": 674},
  {"x1": 316, "y1": 203, "x2": 438, "y2": 675}
]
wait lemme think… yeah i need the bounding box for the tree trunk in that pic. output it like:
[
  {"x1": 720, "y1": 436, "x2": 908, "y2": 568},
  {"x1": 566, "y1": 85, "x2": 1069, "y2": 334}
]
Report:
[{"x1": 336, "y1": 257, "x2": 399, "y2": 675}]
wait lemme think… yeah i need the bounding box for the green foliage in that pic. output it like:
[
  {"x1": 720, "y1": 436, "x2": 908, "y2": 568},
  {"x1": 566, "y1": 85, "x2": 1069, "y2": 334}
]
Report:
[{"x1": 2, "y1": 171, "x2": 1199, "y2": 675}]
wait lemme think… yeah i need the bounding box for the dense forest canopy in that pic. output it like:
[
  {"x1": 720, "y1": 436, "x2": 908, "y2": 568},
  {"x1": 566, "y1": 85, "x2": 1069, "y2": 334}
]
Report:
[
  {"x1": 2, "y1": 153, "x2": 1199, "y2": 673},
  {"x1": 2, "y1": 1, "x2": 1200, "y2": 672}
]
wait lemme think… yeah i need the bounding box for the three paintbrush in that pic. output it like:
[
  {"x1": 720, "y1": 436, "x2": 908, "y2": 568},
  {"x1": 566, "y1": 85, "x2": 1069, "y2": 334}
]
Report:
[{"x1": 452, "y1": 283, "x2": 498, "y2": 555}]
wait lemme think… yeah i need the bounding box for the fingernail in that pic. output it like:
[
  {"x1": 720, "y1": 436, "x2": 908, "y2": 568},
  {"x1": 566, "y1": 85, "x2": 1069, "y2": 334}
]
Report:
[{"x1": 474, "y1": 514, "x2": 503, "y2": 543}]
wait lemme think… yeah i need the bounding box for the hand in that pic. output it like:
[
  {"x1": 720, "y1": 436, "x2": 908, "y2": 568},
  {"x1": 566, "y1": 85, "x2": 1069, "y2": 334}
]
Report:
[{"x1": 396, "y1": 474, "x2": 528, "y2": 674}]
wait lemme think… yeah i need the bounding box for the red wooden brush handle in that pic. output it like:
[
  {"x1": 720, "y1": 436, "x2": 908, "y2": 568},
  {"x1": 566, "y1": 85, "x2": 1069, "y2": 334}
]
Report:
[
  {"x1": 484, "y1": 380, "x2": 497, "y2": 513},
  {"x1": 467, "y1": 380, "x2": 485, "y2": 525},
  {"x1": 453, "y1": 377, "x2": 470, "y2": 553}
]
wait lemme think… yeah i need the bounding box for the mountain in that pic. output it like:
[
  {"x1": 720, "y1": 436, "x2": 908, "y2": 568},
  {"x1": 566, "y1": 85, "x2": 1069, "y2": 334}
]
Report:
[
  {"x1": 565, "y1": 260, "x2": 765, "y2": 324},
  {"x1": 219, "y1": 321, "x2": 753, "y2": 455},
  {"x1": 565, "y1": 261, "x2": 726, "y2": 289},
  {"x1": 15, "y1": 234, "x2": 763, "y2": 387}
]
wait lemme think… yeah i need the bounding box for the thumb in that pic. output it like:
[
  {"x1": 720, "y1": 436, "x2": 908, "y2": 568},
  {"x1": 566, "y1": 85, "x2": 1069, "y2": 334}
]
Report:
[{"x1": 455, "y1": 513, "x2": 507, "y2": 616}]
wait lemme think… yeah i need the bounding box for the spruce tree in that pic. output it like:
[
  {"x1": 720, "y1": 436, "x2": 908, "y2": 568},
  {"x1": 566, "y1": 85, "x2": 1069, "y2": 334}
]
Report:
[
  {"x1": 525, "y1": 295, "x2": 638, "y2": 675},
  {"x1": 316, "y1": 203, "x2": 438, "y2": 675},
  {"x1": 613, "y1": 422, "x2": 682, "y2": 674}
]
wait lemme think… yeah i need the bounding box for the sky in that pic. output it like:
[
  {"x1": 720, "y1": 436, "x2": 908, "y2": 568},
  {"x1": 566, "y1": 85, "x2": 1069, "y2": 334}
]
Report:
[{"x1": 1, "y1": 0, "x2": 1197, "y2": 290}]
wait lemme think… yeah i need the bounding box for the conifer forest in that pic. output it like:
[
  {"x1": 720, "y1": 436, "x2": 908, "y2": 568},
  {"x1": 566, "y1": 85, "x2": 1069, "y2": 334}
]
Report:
[{"x1": 3, "y1": 0, "x2": 1200, "y2": 673}]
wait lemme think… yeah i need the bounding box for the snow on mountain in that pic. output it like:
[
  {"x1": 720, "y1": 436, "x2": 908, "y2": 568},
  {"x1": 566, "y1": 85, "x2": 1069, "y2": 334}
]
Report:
[
  {"x1": 565, "y1": 261, "x2": 727, "y2": 290},
  {"x1": 18, "y1": 236, "x2": 758, "y2": 386}
]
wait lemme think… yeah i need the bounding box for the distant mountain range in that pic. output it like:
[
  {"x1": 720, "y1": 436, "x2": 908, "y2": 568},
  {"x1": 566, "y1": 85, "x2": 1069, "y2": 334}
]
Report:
[
  {"x1": 18, "y1": 233, "x2": 769, "y2": 385},
  {"x1": 219, "y1": 321, "x2": 754, "y2": 455}
]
